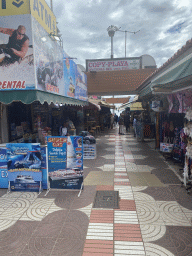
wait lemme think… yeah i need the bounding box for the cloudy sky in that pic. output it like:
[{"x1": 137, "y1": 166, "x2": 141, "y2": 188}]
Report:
[{"x1": 47, "y1": 0, "x2": 192, "y2": 69}]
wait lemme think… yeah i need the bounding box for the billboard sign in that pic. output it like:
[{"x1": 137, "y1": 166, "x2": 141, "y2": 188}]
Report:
[
  {"x1": 0, "y1": 14, "x2": 35, "y2": 90},
  {"x1": 0, "y1": 148, "x2": 8, "y2": 188},
  {"x1": 86, "y1": 57, "x2": 141, "y2": 72},
  {"x1": 33, "y1": 17, "x2": 64, "y2": 95},
  {"x1": 75, "y1": 65, "x2": 88, "y2": 101},
  {"x1": 0, "y1": 0, "x2": 30, "y2": 16},
  {"x1": 30, "y1": 0, "x2": 57, "y2": 35},
  {"x1": 6, "y1": 143, "x2": 42, "y2": 192},
  {"x1": 47, "y1": 136, "x2": 83, "y2": 189},
  {"x1": 63, "y1": 58, "x2": 76, "y2": 98}
]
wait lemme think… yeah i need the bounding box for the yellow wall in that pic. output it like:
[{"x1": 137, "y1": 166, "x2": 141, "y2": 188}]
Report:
[
  {"x1": 30, "y1": 0, "x2": 57, "y2": 34},
  {"x1": 0, "y1": 0, "x2": 30, "y2": 15},
  {"x1": 0, "y1": 0, "x2": 57, "y2": 34}
]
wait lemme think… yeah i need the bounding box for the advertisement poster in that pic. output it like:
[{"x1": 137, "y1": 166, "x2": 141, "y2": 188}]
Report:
[
  {"x1": 0, "y1": 14, "x2": 35, "y2": 90},
  {"x1": 63, "y1": 57, "x2": 76, "y2": 98},
  {"x1": 33, "y1": 17, "x2": 64, "y2": 95},
  {"x1": 83, "y1": 144, "x2": 97, "y2": 159},
  {"x1": 6, "y1": 143, "x2": 42, "y2": 192},
  {"x1": 75, "y1": 65, "x2": 88, "y2": 101},
  {"x1": 0, "y1": 148, "x2": 8, "y2": 188},
  {"x1": 40, "y1": 146, "x2": 48, "y2": 189},
  {"x1": 47, "y1": 136, "x2": 83, "y2": 189}
]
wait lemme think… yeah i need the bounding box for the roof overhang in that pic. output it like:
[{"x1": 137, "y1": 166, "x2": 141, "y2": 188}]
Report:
[
  {"x1": 0, "y1": 90, "x2": 88, "y2": 106},
  {"x1": 138, "y1": 56, "x2": 192, "y2": 97}
]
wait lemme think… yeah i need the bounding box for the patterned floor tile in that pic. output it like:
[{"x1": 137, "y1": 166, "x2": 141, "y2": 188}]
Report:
[
  {"x1": 144, "y1": 242, "x2": 175, "y2": 256},
  {"x1": 79, "y1": 203, "x2": 93, "y2": 218},
  {"x1": 90, "y1": 210, "x2": 114, "y2": 223},
  {"x1": 137, "y1": 210, "x2": 165, "y2": 225},
  {"x1": 140, "y1": 224, "x2": 166, "y2": 242},
  {"x1": 83, "y1": 240, "x2": 113, "y2": 255},
  {"x1": 102, "y1": 154, "x2": 115, "y2": 160},
  {"x1": 133, "y1": 192, "x2": 156, "y2": 202},
  {"x1": 103, "y1": 164, "x2": 115, "y2": 171},
  {"x1": 114, "y1": 211, "x2": 139, "y2": 224},
  {"x1": 153, "y1": 226, "x2": 192, "y2": 256},
  {"x1": 86, "y1": 223, "x2": 113, "y2": 240},
  {"x1": 84, "y1": 171, "x2": 114, "y2": 185},
  {"x1": 114, "y1": 241, "x2": 145, "y2": 254},
  {"x1": 160, "y1": 211, "x2": 191, "y2": 226},
  {"x1": 142, "y1": 187, "x2": 176, "y2": 201},
  {"x1": 156, "y1": 201, "x2": 183, "y2": 213},
  {"x1": 135, "y1": 201, "x2": 159, "y2": 213}
]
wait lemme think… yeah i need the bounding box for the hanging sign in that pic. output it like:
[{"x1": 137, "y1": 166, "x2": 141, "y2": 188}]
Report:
[
  {"x1": 6, "y1": 143, "x2": 42, "y2": 192},
  {"x1": 47, "y1": 136, "x2": 83, "y2": 189}
]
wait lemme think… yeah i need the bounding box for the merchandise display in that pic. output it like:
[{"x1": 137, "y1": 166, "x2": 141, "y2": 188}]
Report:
[{"x1": 182, "y1": 108, "x2": 192, "y2": 192}]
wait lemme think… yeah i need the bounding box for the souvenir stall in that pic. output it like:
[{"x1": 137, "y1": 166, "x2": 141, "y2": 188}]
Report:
[{"x1": 182, "y1": 108, "x2": 192, "y2": 193}]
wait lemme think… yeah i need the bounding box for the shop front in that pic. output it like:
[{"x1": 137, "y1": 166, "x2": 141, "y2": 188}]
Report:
[{"x1": 0, "y1": 0, "x2": 88, "y2": 191}]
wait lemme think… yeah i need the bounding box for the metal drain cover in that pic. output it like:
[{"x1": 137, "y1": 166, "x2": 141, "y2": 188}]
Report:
[{"x1": 93, "y1": 190, "x2": 119, "y2": 209}]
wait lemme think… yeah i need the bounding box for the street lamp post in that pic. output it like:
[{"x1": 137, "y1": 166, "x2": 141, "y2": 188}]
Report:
[{"x1": 107, "y1": 25, "x2": 119, "y2": 59}]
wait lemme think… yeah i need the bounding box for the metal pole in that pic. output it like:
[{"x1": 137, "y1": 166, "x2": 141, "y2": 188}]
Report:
[
  {"x1": 125, "y1": 31, "x2": 127, "y2": 58},
  {"x1": 50, "y1": 0, "x2": 53, "y2": 11},
  {"x1": 111, "y1": 36, "x2": 113, "y2": 59}
]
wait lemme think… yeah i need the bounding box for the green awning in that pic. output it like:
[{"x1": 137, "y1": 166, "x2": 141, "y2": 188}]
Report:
[
  {"x1": 151, "y1": 57, "x2": 192, "y2": 89},
  {"x1": 0, "y1": 90, "x2": 88, "y2": 106},
  {"x1": 138, "y1": 82, "x2": 152, "y2": 97},
  {"x1": 138, "y1": 57, "x2": 192, "y2": 96}
]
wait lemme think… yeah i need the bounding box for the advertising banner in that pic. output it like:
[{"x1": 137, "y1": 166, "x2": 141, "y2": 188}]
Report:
[
  {"x1": 6, "y1": 143, "x2": 42, "y2": 191},
  {"x1": 47, "y1": 136, "x2": 83, "y2": 189},
  {"x1": 0, "y1": 0, "x2": 30, "y2": 16},
  {"x1": 30, "y1": 0, "x2": 57, "y2": 35},
  {"x1": 75, "y1": 65, "x2": 88, "y2": 101},
  {"x1": 40, "y1": 146, "x2": 48, "y2": 189},
  {"x1": 33, "y1": 17, "x2": 64, "y2": 95},
  {"x1": 0, "y1": 14, "x2": 35, "y2": 90},
  {"x1": 0, "y1": 148, "x2": 8, "y2": 188},
  {"x1": 86, "y1": 57, "x2": 141, "y2": 72},
  {"x1": 63, "y1": 58, "x2": 76, "y2": 98}
]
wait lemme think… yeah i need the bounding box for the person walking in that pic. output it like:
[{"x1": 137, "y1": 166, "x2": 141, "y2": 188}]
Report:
[
  {"x1": 119, "y1": 113, "x2": 125, "y2": 135},
  {"x1": 124, "y1": 112, "x2": 130, "y2": 132}
]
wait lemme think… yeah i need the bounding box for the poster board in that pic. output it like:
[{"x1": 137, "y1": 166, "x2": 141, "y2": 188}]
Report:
[
  {"x1": 47, "y1": 136, "x2": 83, "y2": 189},
  {"x1": 83, "y1": 144, "x2": 97, "y2": 159},
  {"x1": 0, "y1": 148, "x2": 8, "y2": 188},
  {"x1": 6, "y1": 143, "x2": 42, "y2": 192}
]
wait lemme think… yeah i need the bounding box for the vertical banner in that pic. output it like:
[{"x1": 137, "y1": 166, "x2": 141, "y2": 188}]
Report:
[
  {"x1": 40, "y1": 146, "x2": 48, "y2": 189},
  {"x1": 75, "y1": 65, "x2": 88, "y2": 101},
  {"x1": 33, "y1": 17, "x2": 64, "y2": 94},
  {"x1": 47, "y1": 136, "x2": 83, "y2": 189},
  {"x1": 63, "y1": 58, "x2": 76, "y2": 98},
  {"x1": 0, "y1": 148, "x2": 8, "y2": 188},
  {"x1": 6, "y1": 143, "x2": 42, "y2": 191}
]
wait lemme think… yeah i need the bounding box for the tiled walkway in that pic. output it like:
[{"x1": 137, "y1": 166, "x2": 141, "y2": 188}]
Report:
[{"x1": 0, "y1": 128, "x2": 192, "y2": 255}]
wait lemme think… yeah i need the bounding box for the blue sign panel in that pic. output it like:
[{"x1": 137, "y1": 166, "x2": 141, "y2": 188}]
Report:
[
  {"x1": 47, "y1": 136, "x2": 83, "y2": 189},
  {"x1": 40, "y1": 146, "x2": 48, "y2": 189},
  {"x1": 6, "y1": 143, "x2": 42, "y2": 191},
  {"x1": 0, "y1": 148, "x2": 8, "y2": 188},
  {"x1": 75, "y1": 65, "x2": 88, "y2": 101},
  {"x1": 64, "y1": 58, "x2": 76, "y2": 98}
]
